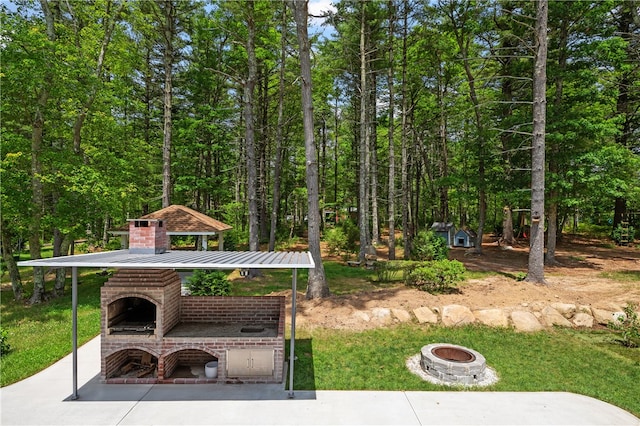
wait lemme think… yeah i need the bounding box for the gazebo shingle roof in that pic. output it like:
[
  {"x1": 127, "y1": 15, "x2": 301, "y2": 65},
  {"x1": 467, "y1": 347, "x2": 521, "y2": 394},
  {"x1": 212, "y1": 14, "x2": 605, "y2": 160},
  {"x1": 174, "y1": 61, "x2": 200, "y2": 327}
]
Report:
[{"x1": 139, "y1": 204, "x2": 232, "y2": 233}]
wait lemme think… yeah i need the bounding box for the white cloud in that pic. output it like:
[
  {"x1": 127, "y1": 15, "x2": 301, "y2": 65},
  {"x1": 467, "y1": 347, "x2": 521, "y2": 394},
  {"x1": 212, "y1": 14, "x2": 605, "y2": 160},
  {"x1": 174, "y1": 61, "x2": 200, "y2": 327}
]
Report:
[{"x1": 308, "y1": 0, "x2": 336, "y2": 17}]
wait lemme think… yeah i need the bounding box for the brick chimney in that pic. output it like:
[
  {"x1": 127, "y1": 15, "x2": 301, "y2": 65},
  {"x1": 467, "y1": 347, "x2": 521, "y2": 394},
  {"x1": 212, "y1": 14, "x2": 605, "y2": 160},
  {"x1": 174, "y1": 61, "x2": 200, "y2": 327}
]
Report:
[{"x1": 128, "y1": 219, "x2": 168, "y2": 254}]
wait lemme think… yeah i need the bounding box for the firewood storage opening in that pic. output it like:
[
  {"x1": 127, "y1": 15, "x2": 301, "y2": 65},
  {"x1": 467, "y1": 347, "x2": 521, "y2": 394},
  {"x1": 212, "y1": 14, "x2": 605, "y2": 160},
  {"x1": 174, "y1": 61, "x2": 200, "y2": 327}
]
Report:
[{"x1": 105, "y1": 349, "x2": 158, "y2": 380}]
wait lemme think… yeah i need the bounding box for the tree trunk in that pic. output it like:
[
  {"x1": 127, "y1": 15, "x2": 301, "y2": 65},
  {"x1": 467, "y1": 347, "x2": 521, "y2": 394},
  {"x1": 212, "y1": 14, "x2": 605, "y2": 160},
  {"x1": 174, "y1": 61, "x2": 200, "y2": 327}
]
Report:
[
  {"x1": 291, "y1": 0, "x2": 329, "y2": 299},
  {"x1": 526, "y1": 0, "x2": 548, "y2": 284},
  {"x1": 29, "y1": 0, "x2": 57, "y2": 304},
  {"x1": 1, "y1": 223, "x2": 23, "y2": 301},
  {"x1": 437, "y1": 83, "x2": 449, "y2": 222},
  {"x1": 162, "y1": 0, "x2": 175, "y2": 208},
  {"x1": 269, "y1": 4, "x2": 288, "y2": 252},
  {"x1": 546, "y1": 13, "x2": 569, "y2": 265},
  {"x1": 447, "y1": 2, "x2": 486, "y2": 254},
  {"x1": 358, "y1": 1, "x2": 371, "y2": 262},
  {"x1": 502, "y1": 206, "x2": 514, "y2": 246},
  {"x1": 401, "y1": 0, "x2": 411, "y2": 259},
  {"x1": 29, "y1": 103, "x2": 46, "y2": 304},
  {"x1": 612, "y1": 4, "x2": 634, "y2": 229},
  {"x1": 52, "y1": 228, "x2": 64, "y2": 297},
  {"x1": 370, "y1": 70, "x2": 379, "y2": 246},
  {"x1": 245, "y1": 0, "x2": 260, "y2": 253},
  {"x1": 496, "y1": 3, "x2": 516, "y2": 248},
  {"x1": 258, "y1": 64, "x2": 270, "y2": 243},
  {"x1": 387, "y1": 0, "x2": 396, "y2": 260}
]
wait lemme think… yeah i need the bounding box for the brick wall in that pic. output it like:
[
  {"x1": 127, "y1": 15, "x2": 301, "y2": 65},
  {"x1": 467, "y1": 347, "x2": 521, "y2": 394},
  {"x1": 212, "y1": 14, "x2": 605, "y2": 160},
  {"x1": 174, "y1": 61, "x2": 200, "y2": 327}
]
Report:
[
  {"x1": 101, "y1": 274, "x2": 285, "y2": 385},
  {"x1": 180, "y1": 296, "x2": 283, "y2": 323}
]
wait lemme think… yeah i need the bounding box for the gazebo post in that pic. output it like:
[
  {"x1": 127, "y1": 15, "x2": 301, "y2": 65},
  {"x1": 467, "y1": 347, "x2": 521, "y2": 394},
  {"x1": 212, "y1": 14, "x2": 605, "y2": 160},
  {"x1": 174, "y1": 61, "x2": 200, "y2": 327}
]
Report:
[
  {"x1": 288, "y1": 268, "x2": 297, "y2": 399},
  {"x1": 71, "y1": 266, "x2": 78, "y2": 400}
]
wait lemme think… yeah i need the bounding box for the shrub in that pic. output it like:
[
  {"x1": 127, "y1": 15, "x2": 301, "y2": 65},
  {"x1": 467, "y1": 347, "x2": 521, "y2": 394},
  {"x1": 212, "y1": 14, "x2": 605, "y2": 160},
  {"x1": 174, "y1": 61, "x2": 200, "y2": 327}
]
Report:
[
  {"x1": 105, "y1": 238, "x2": 123, "y2": 251},
  {"x1": 339, "y1": 220, "x2": 360, "y2": 254},
  {"x1": 324, "y1": 227, "x2": 348, "y2": 256},
  {"x1": 611, "y1": 224, "x2": 635, "y2": 245},
  {"x1": 276, "y1": 236, "x2": 301, "y2": 251},
  {"x1": 222, "y1": 230, "x2": 243, "y2": 251},
  {"x1": 410, "y1": 230, "x2": 448, "y2": 261},
  {"x1": 324, "y1": 220, "x2": 359, "y2": 260},
  {"x1": 373, "y1": 260, "x2": 423, "y2": 282},
  {"x1": 186, "y1": 270, "x2": 231, "y2": 296},
  {"x1": 608, "y1": 302, "x2": 640, "y2": 348},
  {"x1": 405, "y1": 259, "x2": 465, "y2": 294},
  {"x1": 0, "y1": 328, "x2": 10, "y2": 357}
]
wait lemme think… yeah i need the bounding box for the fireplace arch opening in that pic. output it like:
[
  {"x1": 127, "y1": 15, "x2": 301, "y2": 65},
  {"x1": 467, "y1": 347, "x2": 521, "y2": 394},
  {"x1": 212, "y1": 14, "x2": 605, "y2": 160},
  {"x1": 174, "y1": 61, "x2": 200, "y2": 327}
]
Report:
[{"x1": 108, "y1": 296, "x2": 157, "y2": 335}]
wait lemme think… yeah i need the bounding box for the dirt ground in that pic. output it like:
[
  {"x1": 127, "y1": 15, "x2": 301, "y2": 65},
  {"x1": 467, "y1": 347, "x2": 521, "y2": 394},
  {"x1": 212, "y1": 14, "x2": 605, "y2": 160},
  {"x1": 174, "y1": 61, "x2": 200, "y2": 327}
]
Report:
[{"x1": 286, "y1": 235, "x2": 640, "y2": 330}]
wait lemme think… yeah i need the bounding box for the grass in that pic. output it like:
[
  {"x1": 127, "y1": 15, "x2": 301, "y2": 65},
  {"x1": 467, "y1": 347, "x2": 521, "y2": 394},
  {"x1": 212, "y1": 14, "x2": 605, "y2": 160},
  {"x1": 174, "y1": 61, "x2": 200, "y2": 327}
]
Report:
[
  {"x1": 1, "y1": 261, "x2": 639, "y2": 417},
  {"x1": 599, "y1": 270, "x2": 640, "y2": 282},
  {"x1": 291, "y1": 324, "x2": 640, "y2": 417},
  {"x1": 0, "y1": 270, "x2": 108, "y2": 386},
  {"x1": 230, "y1": 261, "x2": 384, "y2": 296}
]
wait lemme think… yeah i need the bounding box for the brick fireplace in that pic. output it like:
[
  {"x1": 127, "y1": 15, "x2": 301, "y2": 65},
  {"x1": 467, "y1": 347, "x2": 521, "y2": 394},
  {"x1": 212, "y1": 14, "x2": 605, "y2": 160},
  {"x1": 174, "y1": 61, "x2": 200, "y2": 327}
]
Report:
[{"x1": 100, "y1": 218, "x2": 286, "y2": 384}]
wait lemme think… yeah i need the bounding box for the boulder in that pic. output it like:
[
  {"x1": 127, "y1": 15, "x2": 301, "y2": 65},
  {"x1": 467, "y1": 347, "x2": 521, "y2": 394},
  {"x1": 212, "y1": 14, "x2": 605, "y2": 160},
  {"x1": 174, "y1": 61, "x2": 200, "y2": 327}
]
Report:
[
  {"x1": 511, "y1": 311, "x2": 544, "y2": 332},
  {"x1": 541, "y1": 306, "x2": 573, "y2": 327},
  {"x1": 441, "y1": 304, "x2": 475, "y2": 327},
  {"x1": 592, "y1": 308, "x2": 615, "y2": 325},
  {"x1": 352, "y1": 310, "x2": 370, "y2": 322},
  {"x1": 573, "y1": 312, "x2": 595, "y2": 328},
  {"x1": 371, "y1": 307, "x2": 392, "y2": 322},
  {"x1": 414, "y1": 307, "x2": 438, "y2": 324},
  {"x1": 474, "y1": 309, "x2": 510, "y2": 328},
  {"x1": 550, "y1": 303, "x2": 576, "y2": 319},
  {"x1": 530, "y1": 301, "x2": 547, "y2": 312},
  {"x1": 611, "y1": 311, "x2": 627, "y2": 324},
  {"x1": 578, "y1": 305, "x2": 592, "y2": 315},
  {"x1": 391, "y1": 308, "x2": 412, "y2": 323}
]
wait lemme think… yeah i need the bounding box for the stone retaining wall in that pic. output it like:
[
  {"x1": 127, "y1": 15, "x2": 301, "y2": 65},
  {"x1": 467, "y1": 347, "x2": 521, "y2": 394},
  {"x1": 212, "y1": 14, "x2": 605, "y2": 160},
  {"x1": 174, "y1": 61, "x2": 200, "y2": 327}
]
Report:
[{"x1": 347, "y1": 302, "x2": 634, "y2": 332}]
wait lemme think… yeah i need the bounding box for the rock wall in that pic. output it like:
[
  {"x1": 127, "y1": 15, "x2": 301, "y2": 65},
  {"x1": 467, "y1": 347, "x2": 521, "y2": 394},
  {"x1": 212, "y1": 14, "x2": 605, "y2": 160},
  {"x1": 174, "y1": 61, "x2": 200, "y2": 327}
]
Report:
[{"x1": 349, "y1": 302, "x2": 633, "y2": 332}]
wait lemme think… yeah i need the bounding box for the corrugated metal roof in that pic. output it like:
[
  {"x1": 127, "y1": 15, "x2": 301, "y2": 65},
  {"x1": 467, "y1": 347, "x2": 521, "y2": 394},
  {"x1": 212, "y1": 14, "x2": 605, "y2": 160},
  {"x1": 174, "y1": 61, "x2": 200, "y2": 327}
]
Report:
[{"x1": 17, "y1": 250, "x2": 315, "y2": 269}]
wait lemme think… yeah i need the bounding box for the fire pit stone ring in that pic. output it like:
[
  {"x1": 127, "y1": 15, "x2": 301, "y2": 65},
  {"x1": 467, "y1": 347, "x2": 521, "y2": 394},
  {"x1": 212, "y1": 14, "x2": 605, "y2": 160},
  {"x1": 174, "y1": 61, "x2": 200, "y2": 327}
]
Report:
[{"x1": 420, "y1": 343, "x2": 486, "y2": 385}]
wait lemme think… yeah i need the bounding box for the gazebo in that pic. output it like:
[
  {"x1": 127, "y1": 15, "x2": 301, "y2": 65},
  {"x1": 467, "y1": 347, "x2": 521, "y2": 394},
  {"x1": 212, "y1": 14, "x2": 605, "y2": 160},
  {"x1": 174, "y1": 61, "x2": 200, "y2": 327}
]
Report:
[
  {"x1": 18, "y1": 241, "x2": 314, "y2": 400},
  {"x1": 110, "y1": 205, "x2": 232, "y2": 251}
]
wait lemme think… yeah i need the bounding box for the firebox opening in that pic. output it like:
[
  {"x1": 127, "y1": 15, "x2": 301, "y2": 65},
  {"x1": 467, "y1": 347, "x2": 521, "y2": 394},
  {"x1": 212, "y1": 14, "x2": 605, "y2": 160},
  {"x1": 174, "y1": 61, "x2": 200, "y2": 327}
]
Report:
[{"x1": 108, "y1": 297, "x2": 157, "y2": 335}]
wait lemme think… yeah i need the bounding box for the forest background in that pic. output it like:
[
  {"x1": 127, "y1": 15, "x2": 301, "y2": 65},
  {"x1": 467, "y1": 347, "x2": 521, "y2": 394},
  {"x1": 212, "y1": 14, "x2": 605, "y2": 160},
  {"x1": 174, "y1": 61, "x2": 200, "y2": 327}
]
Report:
[{"x1": 1, "y1": 0, "x2": 639, "y2": 303}]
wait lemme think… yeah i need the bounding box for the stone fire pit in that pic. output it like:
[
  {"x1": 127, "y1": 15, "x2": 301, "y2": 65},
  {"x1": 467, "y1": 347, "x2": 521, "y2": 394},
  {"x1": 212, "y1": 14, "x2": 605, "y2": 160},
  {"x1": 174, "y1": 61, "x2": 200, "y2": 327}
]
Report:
[{"x1": 406, "y1": 343, "x2": 498, "y2": 387}]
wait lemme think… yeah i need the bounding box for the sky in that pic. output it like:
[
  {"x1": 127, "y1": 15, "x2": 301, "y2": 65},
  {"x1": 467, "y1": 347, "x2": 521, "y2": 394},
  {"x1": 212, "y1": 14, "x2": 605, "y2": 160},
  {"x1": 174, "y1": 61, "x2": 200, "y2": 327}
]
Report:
[
  {"x1": 2, "y1": 0, "x2": 337, "y2": 40},
  {"x1": 308, "y1": 0, "x2": 337, "y2": 40}
]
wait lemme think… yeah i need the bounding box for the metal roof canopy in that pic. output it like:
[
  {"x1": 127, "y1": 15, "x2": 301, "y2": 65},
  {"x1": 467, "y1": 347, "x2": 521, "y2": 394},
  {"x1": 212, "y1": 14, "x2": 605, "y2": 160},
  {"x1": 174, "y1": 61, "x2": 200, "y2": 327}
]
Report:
[{"x1": 18, "y1": 250, "x2": 315, "y2": 400}]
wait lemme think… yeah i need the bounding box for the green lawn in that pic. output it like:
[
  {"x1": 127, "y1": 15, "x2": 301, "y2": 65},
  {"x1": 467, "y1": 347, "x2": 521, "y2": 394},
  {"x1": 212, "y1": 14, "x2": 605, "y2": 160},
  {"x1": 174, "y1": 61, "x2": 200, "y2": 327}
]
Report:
[
  {"x1": 291, "y1": 325, "x2": 640, "y2": 416},
  {"x1": 0, "y1": 270, "x2": 107, "y2": 386},
  {"x1": 1, "y1": 262, "x2": 639, "y2": 417}
]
